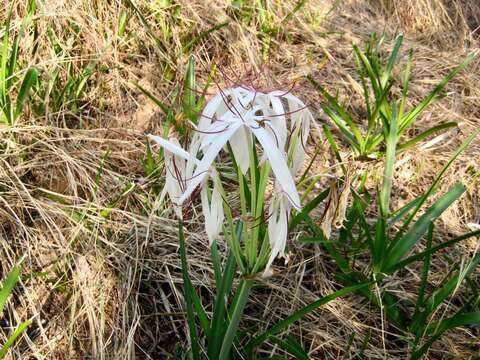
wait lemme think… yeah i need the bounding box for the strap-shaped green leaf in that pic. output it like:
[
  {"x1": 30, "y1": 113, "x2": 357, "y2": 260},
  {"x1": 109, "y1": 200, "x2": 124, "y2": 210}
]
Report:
[{"x1": 383, "y1": 182, "x2": 466, "y2": 271}]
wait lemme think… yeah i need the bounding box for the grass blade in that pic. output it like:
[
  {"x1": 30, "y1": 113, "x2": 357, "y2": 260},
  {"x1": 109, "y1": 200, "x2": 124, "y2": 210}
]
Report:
[
  {"x1": 134, "y1": 82, "x2": 170, "y2": 114},
  {"x1": 398, "y1": 49, "x2": 413, "y2": 120},
  {"x1": 411, "y1": 312, "x2": 480, "y2": 360},
  {"x1": 308, "y1": 75, "x2": 364, "y2": 151},
  {"x1": 183, "y1": 55, "x2": 196, "y2": 123},
  {"x1": 14, "y1": 67, "x2": 39, "y2": 121},
  {"x1": 395, "y1": 128, "x2": 479, "y2": 238},
  {"x1": 423, "y1": 253, "x2": 479, "y2": 316},
  {"x1": 388, "y1": 229, "x2": 480, "y2": 272},
  {"x1": 208, "y1": 237, "x2": 238, "y2": 358},
  {"x1": 210, "y1": 240, "x2": 222, "y2": 290},
  {"x1": 379, "y1": 105, "x2": 398, "y2": 217},
  {"x1": 0, "y1": 256, "x2": 25, "y2": 314},
  {"x1": 289, "y1": 188, "x2": 330, "y2": 231},
  {"x1": 219, "y1": 279, "x2": 252, "y2": 359},
  {"x1": 0, "y1": 318, "x2": 32, "y2": 359},
  {"x1": 397, "y1": 122, "x2": 458, "y2": 151},
  {"x1": 381, "y1": 34, "x2": 403, "y2": 88},
  {"x1": 182, "y1": 22, "x2": 229, "y2": 54}
]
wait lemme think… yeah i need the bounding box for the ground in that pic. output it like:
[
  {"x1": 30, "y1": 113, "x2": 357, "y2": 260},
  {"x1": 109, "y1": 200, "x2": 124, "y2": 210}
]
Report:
[{"x1": 0, "y1": 0, "x2": 479, "y2": 359}]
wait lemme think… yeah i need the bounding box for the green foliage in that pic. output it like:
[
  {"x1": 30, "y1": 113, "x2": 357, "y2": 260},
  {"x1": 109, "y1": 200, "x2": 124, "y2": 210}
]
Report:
[
  {"x1": 300, "y1": 124, "x2": 480, "y2": 356},
  {"x1": 0, "y1": 256, "x2": 32, "y2": 359},
  {"x1": 32, "y1": 21, "x2": 98, "y2": 118},
  {"x1": 309, "y1": 34, "x2": 478, "y2": 159},
  {"x1": 0, "y1": 3, "x2": 39, "y2": 126}
]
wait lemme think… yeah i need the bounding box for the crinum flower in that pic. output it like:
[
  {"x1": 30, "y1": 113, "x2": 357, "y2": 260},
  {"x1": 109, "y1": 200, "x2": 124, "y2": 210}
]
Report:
[
  {"x1": 149, "y1": 84, "x2": 314, "y2": 274},
  {"x1": 179, "y1": 86, "x2": 313, "y2": 210}
]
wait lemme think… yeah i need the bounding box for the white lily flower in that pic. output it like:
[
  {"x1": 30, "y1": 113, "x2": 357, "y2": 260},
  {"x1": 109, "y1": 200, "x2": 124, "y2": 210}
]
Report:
[
  {"x1": 178, "y1": 86, "x2": 313, "y2": 210},
  {"x1": 148, "y1": 134, "x2": 225, "y2": 244}
]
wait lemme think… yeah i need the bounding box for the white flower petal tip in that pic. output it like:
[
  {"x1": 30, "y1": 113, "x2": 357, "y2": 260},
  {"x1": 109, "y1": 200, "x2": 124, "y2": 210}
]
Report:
[
  {"x1": 264, "y1": 194, "x2": 291, "y2": 273},
  {"x1": 147, "y1": 134, "x2": 191, "y2": 160},
  {"x1": 201, "y1": 175, "x2": 225, "y2": 245},
  {"x1": 467, "y1": 223, "x2": 480, "y2": 231}
]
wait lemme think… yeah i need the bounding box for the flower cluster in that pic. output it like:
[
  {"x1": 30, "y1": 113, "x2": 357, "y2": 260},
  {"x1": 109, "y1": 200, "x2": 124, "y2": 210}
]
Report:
[{"x1": 149, "y1": 85, "x2": 313, "y2": 273}]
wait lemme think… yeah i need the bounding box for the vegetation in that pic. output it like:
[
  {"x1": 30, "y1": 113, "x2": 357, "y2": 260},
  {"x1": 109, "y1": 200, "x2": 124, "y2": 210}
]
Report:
[{"x1": 0, "y1": 0, "x2": 479, "y2": 359}]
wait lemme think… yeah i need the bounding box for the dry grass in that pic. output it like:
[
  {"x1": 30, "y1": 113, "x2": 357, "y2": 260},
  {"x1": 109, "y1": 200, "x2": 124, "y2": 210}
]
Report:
[{"x1": 0, "y1": 0, "x2": 479, "y2": 358}]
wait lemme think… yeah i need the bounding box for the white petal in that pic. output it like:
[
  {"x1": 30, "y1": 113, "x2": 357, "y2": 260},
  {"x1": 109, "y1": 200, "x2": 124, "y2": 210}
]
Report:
[
  {"x1": 250, "y1": 125, "x2": 301, "y2": 210},
  {"x1": 264, "y1": 196, "x2": 290, "y2": 273},
  {"x1": 267, "y1": 95, "x2": 288, "y2": 149},
  {"x1": 229, "y1": 125, "x2": 251, "y2": 174},
  {"x1": 200, "y1": 173, "x2": 225, "y2": 245},
  {"x1": 163, "y1": 150, "x2": 186, "y2": 218},
  {"x1": 148, "y1": 135, "x2": 190, "y2": 160},
  {"x1": 179, "y1": 121, "x2": 242, "y2": 204}
]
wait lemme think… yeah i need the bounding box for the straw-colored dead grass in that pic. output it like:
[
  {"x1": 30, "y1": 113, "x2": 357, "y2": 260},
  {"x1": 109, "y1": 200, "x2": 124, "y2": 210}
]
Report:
[{"x1": 1, "y1": 0, "x2": 479, "y2": 358}]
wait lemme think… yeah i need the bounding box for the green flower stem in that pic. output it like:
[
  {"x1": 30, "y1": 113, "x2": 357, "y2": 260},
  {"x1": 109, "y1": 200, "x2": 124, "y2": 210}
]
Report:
[
  {"x1": 217, "y1": 175, "x2": 246, "y2": 274},
  {"x1": 219, "y1": 278, "x2": 253, "y2": 359}
]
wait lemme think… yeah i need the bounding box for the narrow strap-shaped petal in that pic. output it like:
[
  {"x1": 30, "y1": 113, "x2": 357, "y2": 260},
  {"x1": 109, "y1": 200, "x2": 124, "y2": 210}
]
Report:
[
  {"x1": 250, "y1": 125, "x2": 301, "y2": 210},
  {"x1": 179, "y1": 121, "x2": 242, "y2": 204},
  {"x1": 264, "y1": 196, "x2": 289, "y2": 273},
  {"x1": 229, "y1": 125, "x2": 251, "y2": 174},
  {"x1": 148, "y1": 135, "x2": 190, "y2": 160},
  {"x1": 200, "y1": 172, "x2": 225, "y2": 245}
]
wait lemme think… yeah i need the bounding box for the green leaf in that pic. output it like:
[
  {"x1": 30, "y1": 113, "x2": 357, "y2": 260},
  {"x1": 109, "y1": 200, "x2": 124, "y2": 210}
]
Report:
[
  {"x1": 0, "y1": 256, "x2": 25, "y2": 314},
  {"x1": 210, "y1": 240, "x2": 222, "y2": 290},
  {"x1": 289, "y1": 188, "x2": 330, "y2": 231},
  {"x1": 423, "y1": 254, "x2": 479, "y2": 316},
  {"x1": 307, "y1": 75, "x2": 364, "y2": 151},
  {"x1": 219, "y1": 279, "x2": 252, "y2": 359},
  {"x1": 245, "y1": 283, "x2": 371, "y2": 353},
  {"x1": 397, "y1": 122, "x2": 458, "y2": 151},
  {"x1": 322, "y1": 124, "x2": 347, "y2": 175},
  {"x1": 117, "y1": 9, "x2": 128, "y2": 37},
  {"x1": 178, "y1": 221, "x2": 200, "y2": 360},
  {"x1": 183, "y1": 55, "x2": 196, "y2": 123},
  {"x1": 208, "y1": 235, "x2": 239, "y2": 358},
  {"x1": 134, "y1": 82, "x2": 170, "y2": 114},
  {"x1": 400, "y1": 50, "x2": 478, "y2": 134},
  {"x1": 0, "y1": 318, "x2": 32, "y2": 359},
  {"x1": 381, "y1": 34, "x2": 403, "y2": 88},
  {"x1": 394, "y1": 128, "x2": 479, "y2": 242},
  {"x1": 182, "y1": 21, "x2": 229, "y2": 54},
  {"x1": 388, "y1": 229, "x2": 480, "y2": 272},
  {"x1": 14, "y1": 67, "x2": 39, "y2": 121},
  {"x1": 379, "y1": 105, "x2": 398, "y2": 217},
  {"x1": 353, "y1": 44, "x2": 380, "y2": 97},
  {"x1": 411, "y1": 312, "x2": 480, "y2": 360},
  {"x1": 383, "y1": 182, "x2": 466, "y2": 271}
]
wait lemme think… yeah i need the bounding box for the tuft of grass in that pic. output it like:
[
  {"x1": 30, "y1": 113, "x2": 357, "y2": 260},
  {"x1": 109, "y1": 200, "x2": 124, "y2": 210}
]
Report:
[{"x1": 308, "y1": 34, "x2": 478, "y2": 159}]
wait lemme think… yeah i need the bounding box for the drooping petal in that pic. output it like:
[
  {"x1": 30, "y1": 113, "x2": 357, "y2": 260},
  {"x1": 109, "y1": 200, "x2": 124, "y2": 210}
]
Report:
[
  {"x1": 264, "y1": 194, "x2": 290, "y2": 274},
  {"x1": 151, "y1": 137, "x2": 188, "y2": 219},
  {"x1": 200, "y1": 172, "x2": 225, "y2": 244},
  {"x1": 250, "y1": 124, "x2": 301, "y2": 210},
  {"x1": 266, "y1": 95, "x2": 288, "y2": 150},
  {"x1": 178, "y1": 121, "x2": 242, "y2": 204},
  {"x1": 229, "y1": 124, "x2": 251, "y2": 174}
]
